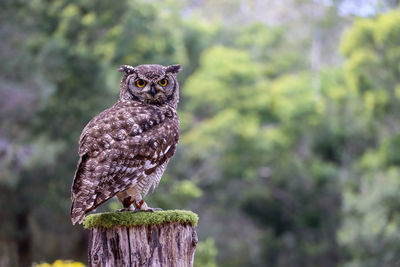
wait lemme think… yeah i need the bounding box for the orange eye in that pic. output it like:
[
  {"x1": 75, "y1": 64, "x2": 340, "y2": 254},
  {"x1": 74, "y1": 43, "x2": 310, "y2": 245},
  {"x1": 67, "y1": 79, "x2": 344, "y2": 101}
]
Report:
[
  {"x1": 158, "y1": 78, "x2": 168, "y2": 86},
  {"x1": 136, "y1": 79, "x2": 147, "y2": 88}
]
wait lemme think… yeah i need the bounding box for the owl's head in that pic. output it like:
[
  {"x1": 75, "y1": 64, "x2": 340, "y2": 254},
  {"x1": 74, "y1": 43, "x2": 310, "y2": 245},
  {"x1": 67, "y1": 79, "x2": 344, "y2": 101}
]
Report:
[{"x1": 118, "y1": 64, "x2": 181, "y2": 108}]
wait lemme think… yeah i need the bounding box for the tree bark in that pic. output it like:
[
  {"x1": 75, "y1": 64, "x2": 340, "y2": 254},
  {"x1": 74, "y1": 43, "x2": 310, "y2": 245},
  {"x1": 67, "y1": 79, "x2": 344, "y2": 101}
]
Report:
[{"x1": 88, "y1": 223, "x2": 198, "y2": 267}]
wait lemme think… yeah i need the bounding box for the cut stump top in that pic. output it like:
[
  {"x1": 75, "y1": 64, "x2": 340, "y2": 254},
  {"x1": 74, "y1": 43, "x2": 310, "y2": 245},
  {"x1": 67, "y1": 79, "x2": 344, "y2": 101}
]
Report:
[{"x1": 83, "y1": 210, "x2": 199, "y2": 229}]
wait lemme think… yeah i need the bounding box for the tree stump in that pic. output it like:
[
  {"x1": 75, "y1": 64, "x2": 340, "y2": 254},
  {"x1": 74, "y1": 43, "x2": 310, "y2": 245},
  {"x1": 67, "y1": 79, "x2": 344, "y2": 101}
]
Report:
[{"x1": 84, "y1": 210, "x2": 199, "y2": 267}]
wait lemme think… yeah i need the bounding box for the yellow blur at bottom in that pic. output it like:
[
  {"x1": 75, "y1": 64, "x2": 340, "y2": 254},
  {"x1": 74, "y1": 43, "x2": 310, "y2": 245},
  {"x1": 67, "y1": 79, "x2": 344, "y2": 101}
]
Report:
[{"x1": 34, "y1": 260, "x2": 85, "y2": 267}]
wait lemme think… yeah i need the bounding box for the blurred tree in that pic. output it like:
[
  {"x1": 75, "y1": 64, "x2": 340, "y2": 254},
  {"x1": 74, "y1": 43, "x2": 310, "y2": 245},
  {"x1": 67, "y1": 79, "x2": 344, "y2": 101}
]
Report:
[
  {"x1": 194, "y1": 238, "x2": 218, "y2": 267},
  {"x1": 338, "y1": 9, "x2": 400, "y2": 266},
  {"x1": 0, "y1": 0, "x2": 54, "y2": 265},
  {"x1": 179, "y1": 23, "x2": 343, "y2": 264}
]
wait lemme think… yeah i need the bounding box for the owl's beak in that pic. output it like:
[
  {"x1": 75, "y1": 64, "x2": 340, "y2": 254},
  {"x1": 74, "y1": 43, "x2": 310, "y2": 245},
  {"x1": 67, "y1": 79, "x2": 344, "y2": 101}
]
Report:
[{"x1": 150, "y1": 84, "x2": 157, "y2": 96}]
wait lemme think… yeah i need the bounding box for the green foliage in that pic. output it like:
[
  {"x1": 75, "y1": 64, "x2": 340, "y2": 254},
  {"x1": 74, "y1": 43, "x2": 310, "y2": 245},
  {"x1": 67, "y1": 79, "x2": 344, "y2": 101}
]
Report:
[
  {"x1": 34, "y1": 260, "x2": 85, "y2": 267},
  {"x1": 337, "y1": 8, "x2": 400, "y2": 267},
  {"x1": 183, "y1": 46, "x2": 261, "y2": 117},
  {"x1": 341, "y1": 10, "x2": 400, "y2": 118},
  {"x1": 83, "y1": 210, "x2": 198, "y2": 229},
  {"x1": 339, "y1": 168, "x2": 400, "y2": 267},
  {"x1": 194, "y1": 238, "x2": 218, "y2": 267}
]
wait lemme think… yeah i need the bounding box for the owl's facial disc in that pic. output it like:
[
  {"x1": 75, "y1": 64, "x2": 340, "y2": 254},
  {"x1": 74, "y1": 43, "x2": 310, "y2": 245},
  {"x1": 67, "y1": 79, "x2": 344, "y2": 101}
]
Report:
[
  {"x1": 143, "y1": 79, "x2": 170, "y2": 102},
  {"x1": 122, "y1": 64, "x2": 181, "y2": 106},
  {"x1": 128, "y1": 76, "x2": 172, "y2": 105}
]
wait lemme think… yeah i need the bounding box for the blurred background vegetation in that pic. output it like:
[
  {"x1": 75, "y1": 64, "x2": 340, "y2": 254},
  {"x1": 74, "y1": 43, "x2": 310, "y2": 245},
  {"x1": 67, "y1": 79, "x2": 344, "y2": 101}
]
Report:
[{"x1": 1, "y1": 0, "x2": 400, "y2": 266}]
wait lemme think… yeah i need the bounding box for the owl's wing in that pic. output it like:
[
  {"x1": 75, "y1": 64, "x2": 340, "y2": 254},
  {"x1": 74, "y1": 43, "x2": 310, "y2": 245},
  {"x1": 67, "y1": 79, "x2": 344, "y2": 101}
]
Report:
[{"x1": 70, "y1": 102, "x2": 179, "y2": 224}]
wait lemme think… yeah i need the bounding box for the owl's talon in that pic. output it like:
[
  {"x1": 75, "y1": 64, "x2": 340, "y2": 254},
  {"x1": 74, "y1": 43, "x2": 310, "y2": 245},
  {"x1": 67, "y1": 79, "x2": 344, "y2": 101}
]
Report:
[
  {"x1": 150, "y1": 208, "x2": 163, "y2": 212},
  {"x1": 143, "y1": 207, "x2": 163, "y2": 212},
  {"x1": 117, "y1": 208, "x2": 129, "y2": 212},
  {"x1": 143, "y1": 209, "x2": 154, "y2": 213},
  {"x1": 133, "y1": 207, "x2": 162, "y2": 213},
  {"x1": 133, "y1": 209, "x2": 149, "y2": 213}
]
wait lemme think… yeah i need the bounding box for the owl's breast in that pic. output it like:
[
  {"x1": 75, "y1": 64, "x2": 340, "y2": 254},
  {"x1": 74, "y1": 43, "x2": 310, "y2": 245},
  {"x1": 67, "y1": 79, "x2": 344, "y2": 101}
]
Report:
[
  {"x1": 78, "y1": 102, "x2": 179, "y2": 181},
  {"x1": 137, "y1": 109, "x2": 179, "y2": 162}
]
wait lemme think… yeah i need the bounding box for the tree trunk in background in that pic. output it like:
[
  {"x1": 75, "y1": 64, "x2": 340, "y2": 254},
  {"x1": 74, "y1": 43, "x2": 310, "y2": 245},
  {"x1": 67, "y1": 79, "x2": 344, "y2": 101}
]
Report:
[
  {"x1": 16, "y1": 209, "x2": 31, "y2": 267},
  {"x1": 0, "y1": 240, "x2": 18, "y2": 267},
  {"x1": 88, "y1": 223, "x2": 198, "y2": 267}
]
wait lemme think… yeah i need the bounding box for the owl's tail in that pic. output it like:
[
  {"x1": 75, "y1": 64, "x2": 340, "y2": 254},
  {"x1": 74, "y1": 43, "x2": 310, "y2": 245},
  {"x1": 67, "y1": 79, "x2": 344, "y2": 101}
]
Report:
[{"x1": 71, "y1": 200, "x2": 86, "y2": 225}]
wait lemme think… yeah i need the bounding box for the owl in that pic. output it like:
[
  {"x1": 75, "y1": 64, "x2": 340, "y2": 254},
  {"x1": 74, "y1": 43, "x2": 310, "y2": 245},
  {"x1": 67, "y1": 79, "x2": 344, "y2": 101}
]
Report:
[{"x1": 70, "y1": 64, "x2": 182, "y2": 225}]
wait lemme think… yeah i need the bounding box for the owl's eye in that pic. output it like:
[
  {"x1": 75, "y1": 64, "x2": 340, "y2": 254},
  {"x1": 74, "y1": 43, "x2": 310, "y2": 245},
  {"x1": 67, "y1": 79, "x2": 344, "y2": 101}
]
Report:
[
  {"x1": 158, "y1": 78, "x2": 168, "y2": 87},
  {"x1": 136, "y1": 79, "x2": 147, "y2": 88}
]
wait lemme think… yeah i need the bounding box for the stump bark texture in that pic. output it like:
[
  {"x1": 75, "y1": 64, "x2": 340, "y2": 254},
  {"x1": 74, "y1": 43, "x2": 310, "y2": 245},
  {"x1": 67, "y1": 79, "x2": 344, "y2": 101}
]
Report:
[{"x1": 88, "y1": 222, "x2": 198, "y2": 267}]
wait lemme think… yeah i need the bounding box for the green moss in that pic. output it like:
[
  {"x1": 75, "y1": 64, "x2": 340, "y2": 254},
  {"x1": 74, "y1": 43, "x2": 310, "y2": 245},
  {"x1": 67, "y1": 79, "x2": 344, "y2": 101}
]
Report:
[{"x1": 83, "y1": 210, "x2": 199, "y2": 229}]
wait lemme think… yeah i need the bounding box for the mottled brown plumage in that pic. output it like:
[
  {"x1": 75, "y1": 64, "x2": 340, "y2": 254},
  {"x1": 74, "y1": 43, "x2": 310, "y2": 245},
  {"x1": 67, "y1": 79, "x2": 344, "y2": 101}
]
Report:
[{"x1": 71, "y1": 64, "x2": 181, "y2": 224}]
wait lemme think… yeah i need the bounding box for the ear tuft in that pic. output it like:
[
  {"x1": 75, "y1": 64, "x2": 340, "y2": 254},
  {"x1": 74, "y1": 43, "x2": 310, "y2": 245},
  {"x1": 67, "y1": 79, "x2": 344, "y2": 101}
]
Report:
[
  {"x1": 118, "y1": 65, "x2": 135, "y2": 76},
  {"x1": 166, "y1": 64, "x2": 182, "y2": 74}
]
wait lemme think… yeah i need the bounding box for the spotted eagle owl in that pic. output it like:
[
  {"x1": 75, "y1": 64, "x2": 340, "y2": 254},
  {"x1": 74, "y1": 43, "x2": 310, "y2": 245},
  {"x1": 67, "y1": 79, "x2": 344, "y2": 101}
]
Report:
[{"x1": 70, "y1": 64, "x2": 181, "y2": 224}]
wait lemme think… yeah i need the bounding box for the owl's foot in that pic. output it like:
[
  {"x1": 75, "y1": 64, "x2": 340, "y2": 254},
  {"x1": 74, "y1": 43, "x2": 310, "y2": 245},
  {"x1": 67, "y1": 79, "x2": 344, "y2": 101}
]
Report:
[
  {"x1": 147, "y1": 207, "x2": 163, "y2": 212},
  {"x1": 133, "y1": 207, "x2": 163, "y2": 213},
  {"x1": 133, "y1": 199, "x2": 145, "y2": 209},
  {"x1": 117, "y1": 207, "x2": 134, "y2": 212},
  {"x1": 116, "y1": 196, "x2": 136, "y2": 212},
  {"x1": 133, "y1": 199, "x2": 162, "y2": 212}
]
